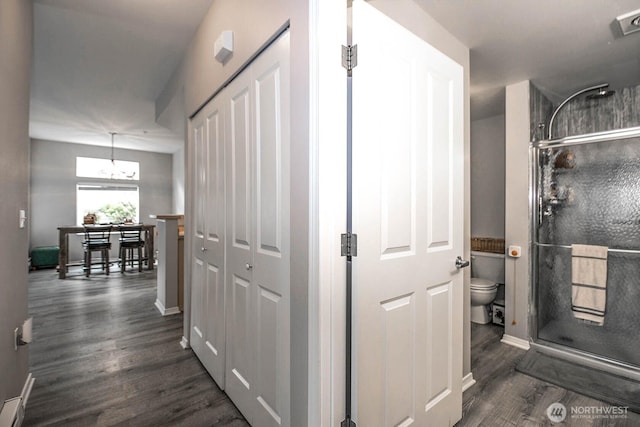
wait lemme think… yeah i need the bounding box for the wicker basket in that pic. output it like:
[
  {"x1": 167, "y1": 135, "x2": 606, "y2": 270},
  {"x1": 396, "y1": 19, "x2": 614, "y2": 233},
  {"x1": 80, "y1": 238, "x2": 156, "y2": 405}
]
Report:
[{"x1": 471, "y1": 237, "x2": 505, "y2": 254}]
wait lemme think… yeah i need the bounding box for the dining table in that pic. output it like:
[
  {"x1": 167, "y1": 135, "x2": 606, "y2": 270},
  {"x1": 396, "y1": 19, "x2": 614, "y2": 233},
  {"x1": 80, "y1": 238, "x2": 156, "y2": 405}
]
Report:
[{"x1": 57, "y1": 224, "x2": 155, "y2": 279}]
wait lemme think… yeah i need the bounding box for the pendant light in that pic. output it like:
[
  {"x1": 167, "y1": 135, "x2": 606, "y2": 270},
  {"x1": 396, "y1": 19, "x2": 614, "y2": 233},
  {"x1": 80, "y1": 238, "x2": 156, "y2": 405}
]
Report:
[{"x1": 109, "y1": 131, "x2": 118, "y2": 179}]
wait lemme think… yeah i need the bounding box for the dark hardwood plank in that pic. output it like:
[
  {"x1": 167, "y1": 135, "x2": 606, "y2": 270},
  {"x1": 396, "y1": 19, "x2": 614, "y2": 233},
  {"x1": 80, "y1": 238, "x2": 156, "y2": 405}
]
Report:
[
  {"x1": 457, "y1": 323, "x2": 640, "y2": 426},
  {"x1": 23, "y1": 268, "x2": 248, "y2": 427},
  {"x1": 25, "y1": 267, "x2": 640, "y2": 426}
]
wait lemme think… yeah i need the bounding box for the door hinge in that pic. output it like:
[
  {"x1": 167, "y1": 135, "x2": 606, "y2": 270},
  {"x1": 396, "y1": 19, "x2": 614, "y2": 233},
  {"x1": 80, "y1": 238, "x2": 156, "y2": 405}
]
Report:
[
  {"x1": 341, "y1": 233, "x2": 358, "y2": 257},
  {"x1": 342, "y1": 44, "x2": 358, "y2": 73},
  {"x1": 341, "y1": 418, "x2": 356, "y2": 427}
]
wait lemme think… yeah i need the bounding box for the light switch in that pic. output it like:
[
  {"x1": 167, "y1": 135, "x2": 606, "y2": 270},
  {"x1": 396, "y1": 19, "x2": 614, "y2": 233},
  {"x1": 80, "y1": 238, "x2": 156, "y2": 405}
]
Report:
[{"x1": 19, "y1": 209, "x2": 26, "y2": 229}]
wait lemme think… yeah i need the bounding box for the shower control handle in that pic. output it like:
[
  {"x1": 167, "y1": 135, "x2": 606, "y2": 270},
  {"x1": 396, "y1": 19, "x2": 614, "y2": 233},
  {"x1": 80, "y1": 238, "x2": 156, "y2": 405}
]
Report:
[{"x1": 455, "y1": 256, "x2": 470, "y2": 269}]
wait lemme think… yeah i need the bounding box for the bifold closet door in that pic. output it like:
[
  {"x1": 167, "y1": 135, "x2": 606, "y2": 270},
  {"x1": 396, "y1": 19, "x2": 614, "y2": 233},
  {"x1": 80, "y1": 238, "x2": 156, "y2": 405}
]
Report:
[
  {"x1": 225, "y1": 31, "x2": 291, "y2": 427},
  {"x1": 189, "y1": 92, "x2": 226, "y2": 388}
]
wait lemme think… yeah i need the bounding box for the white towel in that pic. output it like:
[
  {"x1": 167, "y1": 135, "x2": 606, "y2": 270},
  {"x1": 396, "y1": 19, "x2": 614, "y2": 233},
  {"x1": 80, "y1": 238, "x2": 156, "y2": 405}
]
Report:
[{"x1": 571, "y1": 244, "x2": 608, "y2": 325}]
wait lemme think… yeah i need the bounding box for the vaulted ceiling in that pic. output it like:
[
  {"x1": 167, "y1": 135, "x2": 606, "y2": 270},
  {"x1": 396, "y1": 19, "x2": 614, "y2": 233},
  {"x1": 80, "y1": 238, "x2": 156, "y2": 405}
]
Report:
[{"x1": 30, "y1": 0, "x2": 213, "y2": 153}]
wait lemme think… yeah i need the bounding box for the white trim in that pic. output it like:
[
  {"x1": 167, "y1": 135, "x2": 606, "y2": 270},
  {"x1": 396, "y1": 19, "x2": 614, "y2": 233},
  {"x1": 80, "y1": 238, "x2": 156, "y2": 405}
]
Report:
[
  {"x1": 20, "y1": 373, "x2": 35, "y2": 410},
  {"x1": 307, "y1": 0, "x2": 321, "y2": 424},
  {"x1": 154, "y1": 299, "x2": 181, "y2": 316},
  {"x1": 308, "y1": 1, "x2": 347, "y2": 426},
  {"x1": 461, "y1": 372, "x2": 476, "y2": 392},
  {"x1": 180, "y1": 336, "x2": 190, "y2": 350},
  {"x1": 500, "y1": 334, "x2": 531, "y2": 350}
]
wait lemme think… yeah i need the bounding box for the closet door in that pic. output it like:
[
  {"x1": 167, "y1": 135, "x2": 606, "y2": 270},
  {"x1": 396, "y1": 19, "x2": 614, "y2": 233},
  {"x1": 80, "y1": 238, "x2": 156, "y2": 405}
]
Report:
[
  {"x1": 225, "y1": 65, "x2": 255, "y2": 420},
  {"x1": 225, "y1": 31, "x2": 291, "y2": 427},
  {"x1": 190, "y1": 94, "x2": 227, "y2": 388}
]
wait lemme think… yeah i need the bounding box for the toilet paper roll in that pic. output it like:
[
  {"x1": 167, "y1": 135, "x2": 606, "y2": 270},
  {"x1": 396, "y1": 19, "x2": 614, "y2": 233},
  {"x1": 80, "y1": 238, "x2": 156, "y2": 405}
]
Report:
[{"x1": 21, "y1": 317, "x2": 33, "y2": 344}]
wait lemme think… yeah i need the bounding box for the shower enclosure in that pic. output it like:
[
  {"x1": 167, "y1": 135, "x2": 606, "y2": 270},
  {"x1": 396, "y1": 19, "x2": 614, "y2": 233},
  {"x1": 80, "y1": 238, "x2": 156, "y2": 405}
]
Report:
[{"x1": 531, "y1": 125, "x2": 640, "y2": 376}]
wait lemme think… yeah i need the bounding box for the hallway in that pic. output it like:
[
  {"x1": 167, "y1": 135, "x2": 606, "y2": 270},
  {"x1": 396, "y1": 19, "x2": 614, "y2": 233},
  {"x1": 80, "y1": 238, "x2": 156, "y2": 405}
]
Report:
[{"x1": 24, "y1": 268, "x2": 248, "y2": 426}]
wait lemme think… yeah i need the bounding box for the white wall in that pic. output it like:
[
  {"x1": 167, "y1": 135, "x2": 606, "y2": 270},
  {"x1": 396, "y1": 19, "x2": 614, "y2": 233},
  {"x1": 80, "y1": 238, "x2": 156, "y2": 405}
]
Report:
[
  {"x1": 471, "y1": 115, "x2": 505, "y2": 238},
  {"x1": 172, "y1": 148, "x2": 185, "y2": 214},
  {"x1": 0, "y1": 0, "x2": 32, "y2": 404},
  {"x1": 504, "y1": 81, "x2": 530, "y2": 343},
  {"x1": 30, "y1": 139, "x2": 173, "y2": 261}
]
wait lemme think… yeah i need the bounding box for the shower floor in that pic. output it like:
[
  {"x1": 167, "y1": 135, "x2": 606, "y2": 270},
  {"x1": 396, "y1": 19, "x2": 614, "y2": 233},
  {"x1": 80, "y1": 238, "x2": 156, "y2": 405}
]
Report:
[{"x1": 538, "y1": 319, "x2": 640, "y2": 367}]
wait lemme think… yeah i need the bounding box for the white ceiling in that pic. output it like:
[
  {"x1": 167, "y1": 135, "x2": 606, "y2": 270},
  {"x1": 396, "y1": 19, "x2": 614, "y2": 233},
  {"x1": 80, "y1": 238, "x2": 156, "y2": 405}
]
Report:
[
  {"x1": 30, "y1": 1, "x2": 640, "y2": 151},
  {"x1": 30, "y1": 0, "x2": 213, "y2": 153},
  {"x1": 416, "y1": 0, "x2": 640, "y2": 120}
]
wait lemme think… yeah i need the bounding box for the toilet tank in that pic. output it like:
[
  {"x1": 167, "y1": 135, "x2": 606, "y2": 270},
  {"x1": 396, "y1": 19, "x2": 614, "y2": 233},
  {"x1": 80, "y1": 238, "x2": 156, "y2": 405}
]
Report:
[{"x1": 471, "y1": 251, "x2": 505, "y2": 284}]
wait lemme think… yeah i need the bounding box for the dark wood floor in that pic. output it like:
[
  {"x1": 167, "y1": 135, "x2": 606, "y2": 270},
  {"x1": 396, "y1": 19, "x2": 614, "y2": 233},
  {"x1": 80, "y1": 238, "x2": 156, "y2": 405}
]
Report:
[
  {"x1": 24, "y1": 267, "x2": 249, "y2": 427},
  {"x1": 458, "y1": 323, "x2": 640, "y2": 426},
  {"x1": 24, "y1": 268, "x2": 639, "y2": 426}
]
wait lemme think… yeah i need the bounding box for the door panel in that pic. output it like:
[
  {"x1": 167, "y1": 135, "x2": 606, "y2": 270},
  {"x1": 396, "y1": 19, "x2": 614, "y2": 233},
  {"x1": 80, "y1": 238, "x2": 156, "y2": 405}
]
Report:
[
  {"x1": 252, "y1": 32, "x2": 290, "y2": 427},
  {"x1": 225, "y1": 67, "x2": 257, "y2": 422},
  {"x1": 224, "y1": 30, "x2": 290, "y2": 427},
  {"x1": 190, "y1": 95, "x2": 227, "y2": 388},
  {"x1": 190, "y1": 118, "x2": 206, "y2": 357},
  {"x1": 256, "y1": 65, "x2": 283, "y2": 256},
  {"x1": 352, "y1": 2, "x2": 464, "y2": 426},
  {"x1": 203, "y1": 103, "x2": 226, "y2": 386},
  {"x1": 231, "y1": 88, "x2": 252, "y2": 250}
]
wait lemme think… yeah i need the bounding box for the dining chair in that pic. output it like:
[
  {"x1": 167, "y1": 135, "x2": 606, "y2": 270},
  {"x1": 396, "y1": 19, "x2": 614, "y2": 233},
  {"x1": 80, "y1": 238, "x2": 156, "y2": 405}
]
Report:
[
  {"x1": 82, "y1": 225, "x2": 112, "y2": 277},
  {"x1": 118, "y1": 225, "x2": 145, "y2": 272}
]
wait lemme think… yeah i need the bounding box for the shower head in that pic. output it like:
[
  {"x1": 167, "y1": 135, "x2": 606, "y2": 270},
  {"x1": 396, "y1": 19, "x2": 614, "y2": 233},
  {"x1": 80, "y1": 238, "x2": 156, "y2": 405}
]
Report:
[
  {"x1": 547, "y1": 83, "x2": 613, "y2": 139},
  {"x1": 585, "y1": 87, "x2": 616, "y2": 100}
]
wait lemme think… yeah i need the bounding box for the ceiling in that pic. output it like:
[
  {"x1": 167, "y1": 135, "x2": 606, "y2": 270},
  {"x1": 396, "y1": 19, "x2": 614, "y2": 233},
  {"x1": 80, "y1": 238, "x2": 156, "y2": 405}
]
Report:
[
  {"x1": 30, "y1": 1, "x2": 640, "y2": 152},
  {"x1": 30, "y1": 0, "x2": 213, "y2": 153},
  {"x1": 416, "y1": 0, "x2": 640, "y2": 120}
]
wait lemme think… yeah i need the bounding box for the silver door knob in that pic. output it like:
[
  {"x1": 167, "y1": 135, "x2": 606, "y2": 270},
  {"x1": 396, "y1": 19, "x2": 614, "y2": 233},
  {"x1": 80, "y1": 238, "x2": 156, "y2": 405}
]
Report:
[
  {"x1": 455, "y1": 256, "x2": 470, "y2": 269},
  {"x1": 245, "y1": 263, "x2": 253, "y2": 270},
  {"x1": 201, "y1": 247, "x2": 207, "y2": 252}
]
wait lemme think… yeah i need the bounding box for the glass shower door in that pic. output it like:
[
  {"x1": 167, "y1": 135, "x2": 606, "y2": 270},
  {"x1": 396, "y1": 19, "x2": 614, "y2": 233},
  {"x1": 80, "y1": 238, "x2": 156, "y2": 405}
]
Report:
[{"x1": 534, "y1": 132, "x2": 640, "y2": 368}]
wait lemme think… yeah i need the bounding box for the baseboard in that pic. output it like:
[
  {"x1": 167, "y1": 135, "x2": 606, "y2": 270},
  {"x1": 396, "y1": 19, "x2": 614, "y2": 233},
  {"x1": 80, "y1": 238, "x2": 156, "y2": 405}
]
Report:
[
  {"x1": 501, "y1": 334, "x2": 531, "y2": 350},
  {"x1": 180, "y1": 336, "x2": 190, "y2": 350},
  {"x1": 462, "y1": 372, "x2": 476, "y2": 392},
  {"x1": 154, "y1": 299, "x2": 181, "y2": 316},
  {"x1": 20, "y1": 374, "x2": 35, "y2": 409},
  {"x1": 0, "y1": 373, "x2": 35, "y2": 427}
]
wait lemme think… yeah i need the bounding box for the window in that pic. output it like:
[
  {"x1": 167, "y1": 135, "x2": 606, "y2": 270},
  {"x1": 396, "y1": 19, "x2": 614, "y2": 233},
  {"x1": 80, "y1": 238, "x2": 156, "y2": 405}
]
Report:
[
  {"x1": 76, "y1": 184, "x2": 140, "y2": 224},
  {"x1": 75, "y1": 156, "x2": 141, "y2": 224},
  {"x1": 76, "y1": 156, "x2": 139, "y2": 181}
]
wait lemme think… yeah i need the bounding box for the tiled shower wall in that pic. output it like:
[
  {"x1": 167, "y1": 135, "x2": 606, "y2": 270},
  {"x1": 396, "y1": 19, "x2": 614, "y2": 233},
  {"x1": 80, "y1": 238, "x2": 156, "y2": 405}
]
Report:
[
  {"x1": 529, "y1": 82, "x2": 554, "y2": 142},
  {"x1": 530, "y1": 82, "x2": 640, "y2": 141}
]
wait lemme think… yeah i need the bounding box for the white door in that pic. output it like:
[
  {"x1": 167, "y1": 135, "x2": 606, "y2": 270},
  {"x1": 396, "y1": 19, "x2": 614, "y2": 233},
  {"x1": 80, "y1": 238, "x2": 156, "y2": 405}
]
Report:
[
  {"x1": 352, "y1": 2, "x2": 464, "y2": 426},
  {"x1": 225, "y1": 31, "x2": 291, "y2": 427},
  {"x1": 189, "y1": 93, "x2": 227, "y2": 388}
]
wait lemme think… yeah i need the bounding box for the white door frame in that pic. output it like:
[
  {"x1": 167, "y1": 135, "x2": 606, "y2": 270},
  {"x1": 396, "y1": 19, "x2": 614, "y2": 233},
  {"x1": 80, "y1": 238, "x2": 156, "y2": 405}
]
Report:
[{"x1": 308, "y1": 0, "x2": 347, "y2": 425}]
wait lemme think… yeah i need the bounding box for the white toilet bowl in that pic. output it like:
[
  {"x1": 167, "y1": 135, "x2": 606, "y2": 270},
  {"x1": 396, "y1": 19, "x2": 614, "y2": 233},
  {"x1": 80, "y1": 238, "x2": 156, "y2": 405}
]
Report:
[{"x1": 470, "y1": 277, "x2": 498, "y2": 324}]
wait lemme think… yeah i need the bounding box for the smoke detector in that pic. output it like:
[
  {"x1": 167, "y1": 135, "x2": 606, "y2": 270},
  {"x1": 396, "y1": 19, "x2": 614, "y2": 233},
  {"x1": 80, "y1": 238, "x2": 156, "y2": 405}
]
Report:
[{"x1": 616, "y1": 9, "x2": 640, "y2": 36}]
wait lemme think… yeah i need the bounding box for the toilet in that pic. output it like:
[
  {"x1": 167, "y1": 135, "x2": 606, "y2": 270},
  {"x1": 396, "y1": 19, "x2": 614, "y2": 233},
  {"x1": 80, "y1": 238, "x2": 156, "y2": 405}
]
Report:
[
  {"x1": 470, "y1": 278, "x2": 498, "y2": 324},
  {"x1": 470, "y1": 251, "x2": 504, "y2": 324}
]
